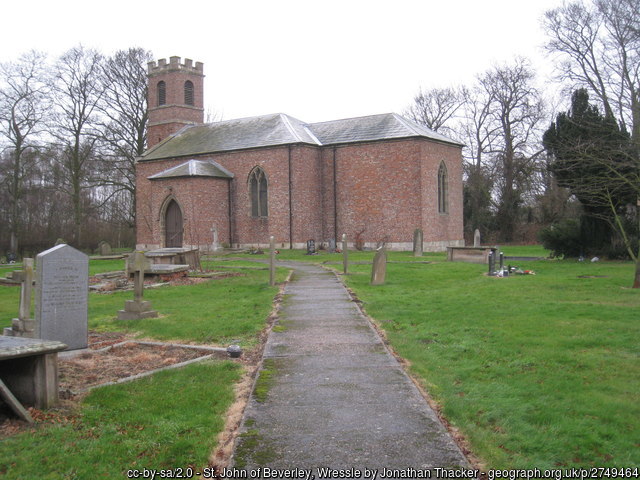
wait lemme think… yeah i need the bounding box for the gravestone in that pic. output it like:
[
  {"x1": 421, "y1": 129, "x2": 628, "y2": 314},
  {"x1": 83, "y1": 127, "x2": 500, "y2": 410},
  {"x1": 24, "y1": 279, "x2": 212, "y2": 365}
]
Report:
[
  {"x1": 370, "y1": 246, "x2": 387, "y2": 285},
  {"x1": 98, "y1": 240, "x2": 112, "y2": 256},
  {"x1": 118, "y1": 252, "x2": 158, "y2": 320},
  {"x1": 211, "y1": 224, "x2": 221, "y2": 252},
  {"x1": 342, "y1": 233, "x2": 348, "y2": 274},
  {"x1": 413, "y1": 228, "x2": 423, "y2": 257},
  {"x1": 488, "y1": 251, "x2": 495, "y2": 275},
  {"x1": 327, "y1": 238, "x2": 336, "y2": 254},
  {"x1": 35, "y1": 244, "x2": 88, "y2": 351},
  {"x1": 473, "y1": 229, "x2": 481, "y2": 248},
  {"x1": 306, "y1": 239, "x2": 316, "y2": 255},
  {"x1": 3, "y1": 259, "x2": 36, "y2": 338}
]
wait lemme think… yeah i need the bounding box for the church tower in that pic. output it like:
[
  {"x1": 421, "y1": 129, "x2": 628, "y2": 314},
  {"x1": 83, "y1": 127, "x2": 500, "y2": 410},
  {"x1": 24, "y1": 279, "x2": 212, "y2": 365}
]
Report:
[{"x1": 147, "y1": 56, "x2": 204, "y2": 149}]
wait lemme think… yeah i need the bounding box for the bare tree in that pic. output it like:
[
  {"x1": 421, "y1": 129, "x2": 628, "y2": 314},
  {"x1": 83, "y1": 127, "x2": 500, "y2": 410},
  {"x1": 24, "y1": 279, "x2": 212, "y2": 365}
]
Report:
[
  {"x1": 544, "y1": 0, "x2": 640, "y2": 146},
  {"x1": 404, "y1": 86, "x2": 464, "y2": 136},
  {"x1": 0, "y1": 51, "x2": 51, "y2": 255},
  {"x1": 457, "y1": 85, "x2": 501, "y2": 239},
  {"x1": 477, "y1": 58, "x2": 546, "y2": 242},
  {"x1": 50, "y1": 45, "x2": 105, "y2": 247},
  {"x1": 96, "y1": 47, "x2": 152, "y2": 236}
]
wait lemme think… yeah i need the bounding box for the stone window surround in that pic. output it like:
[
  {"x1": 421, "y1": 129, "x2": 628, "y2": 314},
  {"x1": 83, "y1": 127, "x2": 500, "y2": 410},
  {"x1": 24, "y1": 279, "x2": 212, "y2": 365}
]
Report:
[
  {"x1": 248, "y1": 166, "x2": 268, "y2": 218},
  {"x1": 438, "y1": 161, "x2": 448, "y2": 214}
]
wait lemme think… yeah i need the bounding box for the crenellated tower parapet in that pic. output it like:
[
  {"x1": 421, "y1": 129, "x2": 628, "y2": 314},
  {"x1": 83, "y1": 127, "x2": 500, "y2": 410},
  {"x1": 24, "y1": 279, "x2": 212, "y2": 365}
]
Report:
[{"x1": 147, "y1": 56, "x2": 205, "y2": 149}]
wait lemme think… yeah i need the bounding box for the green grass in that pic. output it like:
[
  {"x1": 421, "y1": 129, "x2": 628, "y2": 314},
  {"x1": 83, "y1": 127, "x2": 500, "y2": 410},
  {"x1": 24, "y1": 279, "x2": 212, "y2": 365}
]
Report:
[
  {"x1": 0, "y1": 257, "x2": 288, "y2": 476},
  {"x1": 87, "y1": 258, "x2": 126, "y2": 275},
  {"x1": 344, "y1": 252, "x2": 639, "y2": 468},
  {"x1": 0, "y1": 361, "x2": 241, "y2": 479},
  {"x1": 2, "y1": 259, "x2": 289, "y2": 347}
]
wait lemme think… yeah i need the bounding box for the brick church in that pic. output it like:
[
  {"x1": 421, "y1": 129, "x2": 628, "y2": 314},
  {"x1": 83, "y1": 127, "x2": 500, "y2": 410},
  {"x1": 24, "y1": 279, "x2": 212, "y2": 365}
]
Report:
[{"x1": 135, "y1": 57, "x2": 464, "y2": 251}]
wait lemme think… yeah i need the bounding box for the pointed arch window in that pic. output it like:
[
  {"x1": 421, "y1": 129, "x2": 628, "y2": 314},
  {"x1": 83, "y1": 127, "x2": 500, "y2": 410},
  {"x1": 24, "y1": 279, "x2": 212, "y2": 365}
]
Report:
[
  {"x1": 438, "y1": 162, "x2": 448, "y2": 214},
  {"x1": 157, "y1": 81, "x2": 166, "y2": 106},
  {"x1": 249, "y1": 167, "x2": 268, "y2": 217},
  {"x1": 184, "y1": 80, "x2": 194, "y2": 106}
]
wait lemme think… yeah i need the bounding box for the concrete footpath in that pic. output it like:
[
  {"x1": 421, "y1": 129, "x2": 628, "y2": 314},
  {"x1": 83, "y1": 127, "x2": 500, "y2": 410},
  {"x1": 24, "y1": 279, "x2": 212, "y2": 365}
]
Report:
[{"x1": 231, "y1": 261, "x2": 471, "y2": 476}]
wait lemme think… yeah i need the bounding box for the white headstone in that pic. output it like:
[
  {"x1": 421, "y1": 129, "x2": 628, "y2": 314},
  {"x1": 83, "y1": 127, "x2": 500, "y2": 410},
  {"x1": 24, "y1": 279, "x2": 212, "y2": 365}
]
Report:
[
  {"x1": 474, "y1": 229, "x2": 481, "y2": 247},
  {"x1": 35, "y1": 244, "x2": 88, "y2": 350}
]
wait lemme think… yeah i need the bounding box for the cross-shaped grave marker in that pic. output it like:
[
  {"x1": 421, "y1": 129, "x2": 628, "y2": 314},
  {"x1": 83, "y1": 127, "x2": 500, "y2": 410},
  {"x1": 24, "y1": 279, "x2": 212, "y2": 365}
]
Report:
[
  {"x1": 117, "y1": 252, "x2": 158, "y2": 320},
  {"x1": 3, "y1": 258, "x2": 36, "y2": 338}
]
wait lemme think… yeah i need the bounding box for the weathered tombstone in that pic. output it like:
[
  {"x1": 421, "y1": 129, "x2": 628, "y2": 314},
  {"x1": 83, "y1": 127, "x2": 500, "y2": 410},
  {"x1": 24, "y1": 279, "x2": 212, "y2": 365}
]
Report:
[
  {"x1": 413, "y1": 228, "x2": 423, "y2": 257},
  {"x1": 370, "y1": 246, "x2": 387, "y2": 285},
  {"x1": 3, "y1": 258, "x2": 36, "y2": 338},
  {"x1": 327, "y1": 238, "x2": 336, "y2": 254},
  {"x1": 306, "y1": 239, "x2": 316, "y2": 255},
  {"x1": 342, "y1": 233, "x2": 348, "y2": 274},
  {"x1": 98, "y1": 240, "x2": 112, "y2": 256},
  {"x1": 473, "y1": 229, "x2": 481, "y2": 248},
  {"x1": 488, "y1": 251, "x2": 496, "y2": 276},
  {"x1": 118, "y1": 252, "x2": 158, "y2": 320},
  {"x1": 269, "y1": 236, "x2": 276, "y2": 286},
  {"x1": 35, "y1": 244, "x2": 88, "y2": 350},
  {"x1": 211, "y1": 224, "x2": 221, "y2": 252}
]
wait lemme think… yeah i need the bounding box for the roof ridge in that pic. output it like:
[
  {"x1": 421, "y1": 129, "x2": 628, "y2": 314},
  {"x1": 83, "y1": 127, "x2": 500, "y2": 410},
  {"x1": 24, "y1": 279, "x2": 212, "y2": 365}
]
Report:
[
  {"x1": 392, "y1": 113, "x2": 424, "y2": 136},
  {"x1": 303, "y1": 125, "x2": 323, "y2": 146},
  {"x1": 279, "y1": 113, "x2": 304, "y2": 143},
  {"x1": 310, "y1": 112, "x2": 392, "y2": 127}
]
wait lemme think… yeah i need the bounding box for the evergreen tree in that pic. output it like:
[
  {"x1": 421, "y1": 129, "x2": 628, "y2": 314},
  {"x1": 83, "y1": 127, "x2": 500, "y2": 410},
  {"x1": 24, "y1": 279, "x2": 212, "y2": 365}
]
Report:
[{"x1": 542, "y1": 89, "x2": 635, "y2": 255}]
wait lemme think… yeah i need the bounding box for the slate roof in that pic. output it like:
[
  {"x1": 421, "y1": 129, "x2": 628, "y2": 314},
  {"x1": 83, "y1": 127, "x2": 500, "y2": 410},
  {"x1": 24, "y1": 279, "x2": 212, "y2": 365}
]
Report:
[
  {"x1": 140, "y1": 112, "x2": 461, "y2": 162},
  {"x1": 309, "y1": 113, "x2": 460, "y2": 146},
  {"x1": 147, "y1": 159, "x2": 234, "y2": 180}
]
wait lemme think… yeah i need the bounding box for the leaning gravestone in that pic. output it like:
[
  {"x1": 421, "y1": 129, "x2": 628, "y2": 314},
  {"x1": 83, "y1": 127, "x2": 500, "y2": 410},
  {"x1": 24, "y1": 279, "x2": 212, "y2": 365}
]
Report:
[
  {"x1": 413, "y1": 228, "x2": 423, "y2": 257},
  {"x1": 370, "y1": 246, "x2": 387, "y2": 285},
  {"x1": 35, "y1": 244, "x2": 88, "y2": 351}
]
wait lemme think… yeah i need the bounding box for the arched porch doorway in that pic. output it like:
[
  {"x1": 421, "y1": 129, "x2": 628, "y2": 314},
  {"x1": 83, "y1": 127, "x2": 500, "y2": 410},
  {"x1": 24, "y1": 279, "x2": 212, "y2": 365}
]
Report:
[{"x1": 165, "y1": 199, "x2": 183, "y2": 247}]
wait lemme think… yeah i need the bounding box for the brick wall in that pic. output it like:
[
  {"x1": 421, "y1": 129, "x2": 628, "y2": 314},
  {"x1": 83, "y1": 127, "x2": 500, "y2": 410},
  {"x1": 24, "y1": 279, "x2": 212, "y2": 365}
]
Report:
[
  {"x1": 147, "y1": 57, "x2": 204, "y2": 149},
  {"x1": 136, "y1": 139, "x2": 464, "y2": 251}
]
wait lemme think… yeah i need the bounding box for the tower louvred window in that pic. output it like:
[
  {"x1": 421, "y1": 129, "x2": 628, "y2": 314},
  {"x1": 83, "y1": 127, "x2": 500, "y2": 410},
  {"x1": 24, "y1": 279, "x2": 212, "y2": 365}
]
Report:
[
  {"x1": 157, "y1": 81, "x2": 166, "y2": 106},
  {"x1": 184, "y1": 80, "x2": 194, "y2": 106}
]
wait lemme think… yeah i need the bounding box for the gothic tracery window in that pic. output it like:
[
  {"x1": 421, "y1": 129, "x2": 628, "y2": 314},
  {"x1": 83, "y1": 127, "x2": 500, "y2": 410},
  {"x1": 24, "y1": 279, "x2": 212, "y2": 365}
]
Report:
[
  {"x1": 249, "y1": 167, "x2": 268, "y2": 217},
  {"x1": 438, "y1": 162, "x2": 448, "y2": 214}
]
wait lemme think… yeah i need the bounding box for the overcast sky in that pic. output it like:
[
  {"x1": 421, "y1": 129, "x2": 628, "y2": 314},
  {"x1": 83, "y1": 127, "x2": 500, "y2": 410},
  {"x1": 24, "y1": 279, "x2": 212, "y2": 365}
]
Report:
[{"x1": 2, "y1": 0, "x2": 563, "y2": 123}]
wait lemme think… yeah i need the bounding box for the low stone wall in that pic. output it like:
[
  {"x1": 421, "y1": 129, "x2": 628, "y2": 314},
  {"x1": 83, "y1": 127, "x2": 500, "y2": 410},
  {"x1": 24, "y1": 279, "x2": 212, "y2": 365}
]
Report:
[{"x1": 447, "y1": 246, "x2": 498, "y2": 264}]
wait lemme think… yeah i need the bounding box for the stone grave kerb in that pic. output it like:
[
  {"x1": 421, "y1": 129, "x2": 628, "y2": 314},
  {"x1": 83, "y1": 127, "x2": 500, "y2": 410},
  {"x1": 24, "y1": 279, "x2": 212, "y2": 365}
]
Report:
[{"x1": 35, "y1": 244, "x2": 88, "y2": 350}]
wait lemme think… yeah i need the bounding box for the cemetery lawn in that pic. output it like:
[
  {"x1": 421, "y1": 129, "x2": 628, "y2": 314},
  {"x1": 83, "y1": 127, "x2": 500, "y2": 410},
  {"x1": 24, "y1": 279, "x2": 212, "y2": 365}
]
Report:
[
  {"x1": 343, "y1": 251, "x2": 639, "y2": 468},
  {"x1": 0, "y1": 361, "x2": 240, "y2": 479},
  {"x1": 1, "y1": 259, "x2": 288, "y2": 346},
  {"x1": 0, "y1": 258, "x2": 288, "y2": 476}
]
